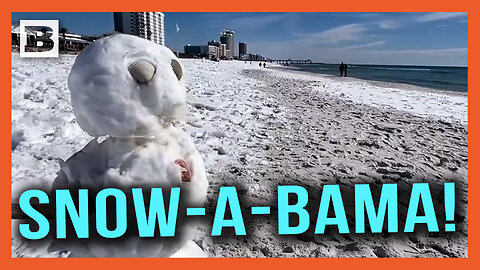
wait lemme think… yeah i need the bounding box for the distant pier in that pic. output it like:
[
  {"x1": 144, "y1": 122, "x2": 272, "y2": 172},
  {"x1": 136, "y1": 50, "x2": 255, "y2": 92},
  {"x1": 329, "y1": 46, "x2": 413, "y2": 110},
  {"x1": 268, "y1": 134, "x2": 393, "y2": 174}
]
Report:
[
  {"x1": 270, "y1": 59, "x2": 313, "y2": 64},
  {"x1": 247, "y1": 59, "x2": 313, "y2": 64}
]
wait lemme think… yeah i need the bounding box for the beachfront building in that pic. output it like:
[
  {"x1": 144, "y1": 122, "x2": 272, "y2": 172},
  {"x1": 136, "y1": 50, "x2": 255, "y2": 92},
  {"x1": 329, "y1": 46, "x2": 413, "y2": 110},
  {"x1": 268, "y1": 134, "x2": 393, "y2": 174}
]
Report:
[
  {"x1": 184, "y1": 44, "x2": 206, "y2": 56},
  {"x1": 239, "y1": 42, "x2": 247, "y2": 59},
  {"x1": 113, "y1": 12, "x2": 165, "y2": 45},
  {"x1": 219, "y1": 44, "x2": 228, "y2": 59},
  {"x1": 220, "y1": 30, "x2": 235, "y2": 59},
  {"x1": 11, "y1": 22, "x2": 36, "y2": 47},
  {"x1": 207, "y1": 45, "x2": 220, "y2": 60},
  {"x1": 59, "y1": 32, "x2": 90, "y2": 51},
  {"x1": 208, "y1": 40, "x2": 221, "y2": 47},
  {"x1": 11, "y1": 22, "x2": 90, "y2": 52},
  {"x1": 244, "y1": 53, "x2": 265, "y2": 61},
  {"x1": 184, "y1": 43, "x2": 223, "y2": 60},
  {"x1": 182, "y1": 31, "x2": 237, "y2": 60}
]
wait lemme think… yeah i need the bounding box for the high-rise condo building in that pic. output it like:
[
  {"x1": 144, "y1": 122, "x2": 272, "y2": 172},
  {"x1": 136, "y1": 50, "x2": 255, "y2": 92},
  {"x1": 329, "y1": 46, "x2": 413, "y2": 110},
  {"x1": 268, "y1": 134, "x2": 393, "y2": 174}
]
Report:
[
  {"x1": 239, "y1": 42, "x2": 247, "y2": 58},
  {"x1": 220, "y1": 30, "x2": 235, "y2": 59},
  {"x1": 113, "y1": 12, "x2": 165, "y2": 45}
]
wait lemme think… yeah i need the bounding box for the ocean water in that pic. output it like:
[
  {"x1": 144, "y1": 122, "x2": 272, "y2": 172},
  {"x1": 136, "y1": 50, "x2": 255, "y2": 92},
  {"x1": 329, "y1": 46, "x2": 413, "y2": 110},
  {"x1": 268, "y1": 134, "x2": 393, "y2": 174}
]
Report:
[{"x1": 289, "y1": 63, "x2": 468, "y2": 92}]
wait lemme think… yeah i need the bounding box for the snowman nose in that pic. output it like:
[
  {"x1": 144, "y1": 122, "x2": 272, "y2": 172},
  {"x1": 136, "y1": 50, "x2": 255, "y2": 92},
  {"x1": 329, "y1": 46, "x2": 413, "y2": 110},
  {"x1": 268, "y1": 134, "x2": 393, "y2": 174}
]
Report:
[{"x1": 128, "y1": 60, "x2": 156, "y2": 84}]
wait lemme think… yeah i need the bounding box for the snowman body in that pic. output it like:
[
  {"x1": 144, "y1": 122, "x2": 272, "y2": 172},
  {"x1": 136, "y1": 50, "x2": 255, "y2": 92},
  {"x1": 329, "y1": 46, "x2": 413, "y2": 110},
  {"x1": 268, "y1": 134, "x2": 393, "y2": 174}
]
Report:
[
  {"x1": 50, "y1": 34, "x2": 208, "y2": 257},
  {"x1": 53, "y1": 126, "x2": 206, "y2": 195}
]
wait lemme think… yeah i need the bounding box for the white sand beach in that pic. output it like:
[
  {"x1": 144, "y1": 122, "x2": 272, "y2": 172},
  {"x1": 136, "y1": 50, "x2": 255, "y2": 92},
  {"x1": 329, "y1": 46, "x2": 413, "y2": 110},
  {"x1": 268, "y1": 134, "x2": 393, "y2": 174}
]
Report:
[{"x1": 11, "y1": 54, "x2": 467, "y2": 257}]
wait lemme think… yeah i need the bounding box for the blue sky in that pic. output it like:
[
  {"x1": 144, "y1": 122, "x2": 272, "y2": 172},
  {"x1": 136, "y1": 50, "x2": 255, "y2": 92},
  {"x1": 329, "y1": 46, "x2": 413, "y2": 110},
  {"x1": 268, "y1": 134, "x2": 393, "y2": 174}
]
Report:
[{"x1": 12, "y1": 12, "x2": 468, "y2": 66}]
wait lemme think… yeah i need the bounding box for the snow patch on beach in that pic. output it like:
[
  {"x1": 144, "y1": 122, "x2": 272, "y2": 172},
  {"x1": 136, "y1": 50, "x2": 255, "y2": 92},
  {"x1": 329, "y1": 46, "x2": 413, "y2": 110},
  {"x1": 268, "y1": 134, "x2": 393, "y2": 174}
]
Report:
[
  {"x1": 181, "y1": 59, "x2": 284, "y2": 181},
  {"x1": 269, "y1": 67, "x2": 468, "y2": 125}
]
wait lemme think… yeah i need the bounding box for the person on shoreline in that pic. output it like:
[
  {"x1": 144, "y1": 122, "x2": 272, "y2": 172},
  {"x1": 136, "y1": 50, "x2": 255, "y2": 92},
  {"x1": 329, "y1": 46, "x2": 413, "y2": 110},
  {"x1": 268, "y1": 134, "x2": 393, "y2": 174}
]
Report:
[
  {"x1": 344, "y1": 63, "x2": 348, "y2": 77},
  {"x1": 339, "y1": 62, "x2": 344, "y2": 77}
]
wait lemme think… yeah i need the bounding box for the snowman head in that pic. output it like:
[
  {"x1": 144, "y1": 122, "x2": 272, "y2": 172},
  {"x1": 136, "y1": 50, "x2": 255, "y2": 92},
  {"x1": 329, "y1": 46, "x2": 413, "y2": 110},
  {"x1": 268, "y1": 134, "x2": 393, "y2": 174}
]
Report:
[{"x1": 68, "y1": 34, "x2": 186, "y2": 138}]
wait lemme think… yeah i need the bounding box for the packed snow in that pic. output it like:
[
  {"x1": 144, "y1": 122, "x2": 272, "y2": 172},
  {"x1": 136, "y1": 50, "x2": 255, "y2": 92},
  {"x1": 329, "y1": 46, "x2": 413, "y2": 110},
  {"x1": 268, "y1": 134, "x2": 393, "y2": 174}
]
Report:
[{"x1": 68, "y1": 34, "x2": 187, "y2": 137}]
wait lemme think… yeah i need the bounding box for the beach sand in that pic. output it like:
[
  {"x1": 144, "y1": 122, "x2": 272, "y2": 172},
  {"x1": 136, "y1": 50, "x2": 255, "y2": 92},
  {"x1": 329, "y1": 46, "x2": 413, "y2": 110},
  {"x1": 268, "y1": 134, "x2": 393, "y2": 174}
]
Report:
[
  {"x1": 11, "y1": 55, "x2": 467, "y2": 257},
  {"x1": 188, "y1": 64, "x2": 467, "y2": 258}
]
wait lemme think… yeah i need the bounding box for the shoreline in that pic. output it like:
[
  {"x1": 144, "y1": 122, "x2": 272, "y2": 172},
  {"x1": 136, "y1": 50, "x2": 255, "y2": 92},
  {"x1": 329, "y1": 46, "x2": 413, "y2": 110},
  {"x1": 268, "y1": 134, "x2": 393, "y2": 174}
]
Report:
[
  {"x1": 261, "y1": 62, "x2": 467, "y2": 126},
  {"x1": 268, "y1": 64, "x2": 468, "y2": 97}
]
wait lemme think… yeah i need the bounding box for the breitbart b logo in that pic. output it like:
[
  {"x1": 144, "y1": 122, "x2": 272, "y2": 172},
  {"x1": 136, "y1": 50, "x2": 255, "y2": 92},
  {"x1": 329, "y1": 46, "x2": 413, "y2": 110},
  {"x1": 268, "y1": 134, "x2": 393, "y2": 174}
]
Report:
[{"x1": 20, "y1": 20, "x2": 59, "y2": 58}]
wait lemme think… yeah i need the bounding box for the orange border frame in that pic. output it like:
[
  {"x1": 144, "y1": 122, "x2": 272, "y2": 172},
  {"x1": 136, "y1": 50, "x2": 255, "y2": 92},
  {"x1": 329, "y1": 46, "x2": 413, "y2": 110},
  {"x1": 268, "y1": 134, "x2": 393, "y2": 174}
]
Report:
[{"x1": 2, "y1": 3, "x2": 474, "y2": 269}]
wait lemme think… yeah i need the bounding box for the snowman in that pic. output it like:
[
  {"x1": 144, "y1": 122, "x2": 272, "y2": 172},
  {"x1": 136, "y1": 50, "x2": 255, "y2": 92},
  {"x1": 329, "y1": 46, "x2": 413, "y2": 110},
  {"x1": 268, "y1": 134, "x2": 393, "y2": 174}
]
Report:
[{"x1": 49, "y1": 34, "x2": 208, "y2": 257}]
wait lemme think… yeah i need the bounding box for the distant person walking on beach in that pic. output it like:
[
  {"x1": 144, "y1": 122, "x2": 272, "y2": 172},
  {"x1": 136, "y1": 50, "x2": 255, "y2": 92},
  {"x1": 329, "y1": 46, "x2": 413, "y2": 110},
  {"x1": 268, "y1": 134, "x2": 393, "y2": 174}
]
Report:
[
  {"x1": 339, "y1": 62, "x2": 345, "y2": 77},
  {"x1": 344, "y1": 63, "x2": 348, "y2": 77},
  {"x1": 263, "y1": 63, "x2": 266, "y2": 68}
]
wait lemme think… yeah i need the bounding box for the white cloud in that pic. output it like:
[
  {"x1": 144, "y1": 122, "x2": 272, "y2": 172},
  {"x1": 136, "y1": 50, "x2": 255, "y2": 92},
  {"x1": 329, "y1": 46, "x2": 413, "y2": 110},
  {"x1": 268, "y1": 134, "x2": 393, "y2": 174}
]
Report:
[
  {"x1": 416, "y1": 12, "x2": 467, "y2": 22},
  {"x1": 375, "y1": 13, "x2": 466, "y2": 30},
  {"x1": 201, "y1": 13, "x2": 292, "y2": 30},
  {"x1": 378, "y1": 20, "x2": 398, "y2": 29},
  {"x1": 228, "y1": 13, "x2": 289, "y2": 28},
  {"x1": 340, "y1": 41, "x2": 385, "y2": 50},
  {"x1": 374, "y1": 47, "x2": 467, "y2": 55},
  {"x1": 294, "y1": 23, "x2": 367, "y2": 44}
]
